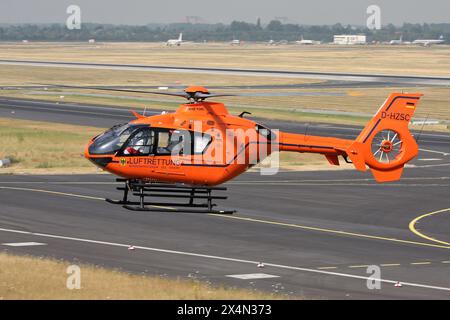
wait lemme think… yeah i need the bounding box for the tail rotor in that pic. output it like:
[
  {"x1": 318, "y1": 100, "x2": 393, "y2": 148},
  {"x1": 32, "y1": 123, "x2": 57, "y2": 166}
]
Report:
[{"x1": 371, "y1": 129, "x2": 403, "y2": 164}]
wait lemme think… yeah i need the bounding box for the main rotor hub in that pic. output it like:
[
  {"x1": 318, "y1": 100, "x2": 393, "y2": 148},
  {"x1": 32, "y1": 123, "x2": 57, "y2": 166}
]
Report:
[
  {"x1": 184, "y1": 86, "x2": 211, "y2": 103},
  {"x1": 184, "y1": 86, "x2": 210, "y2": 94}
]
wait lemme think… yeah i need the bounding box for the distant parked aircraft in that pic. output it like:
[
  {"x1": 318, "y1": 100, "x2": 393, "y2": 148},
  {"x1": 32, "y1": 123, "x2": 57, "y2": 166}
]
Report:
[
  {"x1": 267, "y1": 39, "x2": 288, "y2": 46},
  {"x1": 389, "y1": 35, "x2": 408, "y2": 45},
  {"x1": 166, "y1": 33, "x2": 183, "y2": 46},
  {"x1": 413, "y1": 35, "x2": 445, "y2": 47},
  {"x1": 295, "y1": 35, "x2": 320, "y2": 45},
  {"x1": 230, "y1": 39, "x2": 241, "y2": 45}
]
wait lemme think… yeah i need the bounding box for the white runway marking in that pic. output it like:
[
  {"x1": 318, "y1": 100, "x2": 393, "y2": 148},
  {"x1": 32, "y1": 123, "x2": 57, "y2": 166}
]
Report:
[
  {"x1": 418, "y1": 158, "x2": 442, "y2": 161},
  {"x1": 419, "y1": 148, "x2": 450, "y2": 156},
  {"x1": 0, "y1": 226, "x2": 449, "y2": 292},
  {"x1": 0, "y1": 102, "x2": 132, "y2": 119},
  {"x1": 1, "y1": 98, "x2": 158, "y2": 114},
  {"x1": 226, "y1": 273, "x2": 280, "y2": 280},
  {"x1": 419, "y1": 140, "x2": 450, "y2": 146},
  {"x1": 2, "y1": 242, "x2": 46, "y2": 247},
  {"x1": 408, "y1": 163, "x2": 450, "y2": 169},
  {"x1": 0, "y1": 186, "x2": 104, "y2": 201}
]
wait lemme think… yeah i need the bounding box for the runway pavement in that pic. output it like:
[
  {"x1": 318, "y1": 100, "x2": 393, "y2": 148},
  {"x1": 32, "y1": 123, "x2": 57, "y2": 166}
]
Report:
[
  {"x1": 0, "y1": 97, "x2": 449, "y2": 299},
  {"x1": 0, "y1": 170, "x2": 449, "y2": 299},
  {"x1": 1, "y1": 59, "x2": 450, "y2": 86}
]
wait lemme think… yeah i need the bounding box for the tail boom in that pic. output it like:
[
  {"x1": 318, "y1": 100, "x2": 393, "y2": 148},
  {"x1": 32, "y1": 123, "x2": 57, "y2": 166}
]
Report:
[{"x1": 278, "y1": 132, "x2": 353, "y2": 166}]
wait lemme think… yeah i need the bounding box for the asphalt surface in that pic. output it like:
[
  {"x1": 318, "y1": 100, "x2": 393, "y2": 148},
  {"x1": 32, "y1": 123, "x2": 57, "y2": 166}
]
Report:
[
  {"x1": 1, "y1": 59, "x2": 450, "y2": 86},
  {"x1": 0, "y1": 97, "x2": 449, "y2": 299}
]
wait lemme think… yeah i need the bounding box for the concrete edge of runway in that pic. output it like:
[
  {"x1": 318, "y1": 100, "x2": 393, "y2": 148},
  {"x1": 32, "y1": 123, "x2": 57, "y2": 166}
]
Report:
[{"x1": 1, "y1": 59, "x2": 450, "y2": 86}]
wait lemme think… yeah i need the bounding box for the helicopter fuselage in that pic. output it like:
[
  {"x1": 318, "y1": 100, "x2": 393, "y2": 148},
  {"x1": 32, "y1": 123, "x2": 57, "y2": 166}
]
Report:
[{"x1": 84, "y1": 90, "x2": 424, "y2": 187}]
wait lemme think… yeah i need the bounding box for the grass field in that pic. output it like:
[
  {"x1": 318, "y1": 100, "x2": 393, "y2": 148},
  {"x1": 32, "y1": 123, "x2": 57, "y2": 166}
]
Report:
[
  {"x1": 0, "y1": 42, "x2": 449, "y2": 77},
  {"x1": 0, "y1": 118, "x2": 101, "y2": 173},
  {"x1": 0, "y1": 252, "x2": 285, "y2": 299}
]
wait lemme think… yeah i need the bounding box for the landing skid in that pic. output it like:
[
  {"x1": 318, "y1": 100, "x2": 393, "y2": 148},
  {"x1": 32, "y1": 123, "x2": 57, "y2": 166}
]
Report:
[{"x1": 106, "y1": 179, "x2": 235, "y2": 214}]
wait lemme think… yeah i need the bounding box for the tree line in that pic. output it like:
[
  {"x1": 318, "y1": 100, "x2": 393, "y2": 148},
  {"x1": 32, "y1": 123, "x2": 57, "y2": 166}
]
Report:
[{"x1": 0, "y1": 21, "x2": 449, "y2": 43}]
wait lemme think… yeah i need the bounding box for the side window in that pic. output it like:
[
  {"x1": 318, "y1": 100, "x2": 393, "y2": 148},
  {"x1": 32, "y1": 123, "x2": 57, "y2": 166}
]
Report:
[
  {"x1": 194, "y1": 134, "x2": 212, "y2": 154},
  {"x1": 122, "y1": 128, "x2": 155, "y2": 156},
  {"x1": 156, "y1": 130, "x2": 190, "y2": 156},
  {"x1": 154, "y1": 130, "x2": 211, "y2": 155},
  {"x1": 156, "y1": 131, "x2": 171, "y2": 155}
]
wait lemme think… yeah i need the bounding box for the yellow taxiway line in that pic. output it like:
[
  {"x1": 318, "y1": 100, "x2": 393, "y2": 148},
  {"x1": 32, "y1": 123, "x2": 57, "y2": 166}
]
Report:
[
  {"x1": 212, "y1": 214, "x2": 450, "y2": 250},
  {"x1": 408, "y1": 208, "x2": 450, "y2": 247}
]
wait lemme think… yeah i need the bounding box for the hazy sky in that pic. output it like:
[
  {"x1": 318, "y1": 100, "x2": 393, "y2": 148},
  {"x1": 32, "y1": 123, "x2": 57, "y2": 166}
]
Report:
[{"x1": 0, "y1": 0, "x2": 448, "y2": 25}]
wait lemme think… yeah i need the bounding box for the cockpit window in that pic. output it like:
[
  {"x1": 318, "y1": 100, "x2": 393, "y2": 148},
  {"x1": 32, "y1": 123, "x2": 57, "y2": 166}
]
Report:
[
  {"x1": 122, "y1": 128, "x2": 155, "y2": 156},
  {"x1": 88, "y1": 124, "x2": 144, "y2": 155}
]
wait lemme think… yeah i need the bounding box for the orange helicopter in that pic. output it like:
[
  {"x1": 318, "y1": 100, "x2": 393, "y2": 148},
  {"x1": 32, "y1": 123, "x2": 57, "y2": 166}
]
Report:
[{"x1": 57, "y1": 85, "x2": 422, "y2": 213}]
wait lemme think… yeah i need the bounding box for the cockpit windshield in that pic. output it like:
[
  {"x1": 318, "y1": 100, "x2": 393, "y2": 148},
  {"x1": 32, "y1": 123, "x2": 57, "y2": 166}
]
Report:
[{"x1": 89, "y1": 123, "x2": 144, "y2": 155}]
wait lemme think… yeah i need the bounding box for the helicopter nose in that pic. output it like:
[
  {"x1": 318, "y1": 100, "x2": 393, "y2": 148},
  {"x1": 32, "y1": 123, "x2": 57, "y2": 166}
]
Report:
[
  {"x1": 84, "y1": 140, "x2": 114, "y2": 168},
  {"x1": 84, "y1": 141, "x2": 93, "y2": 159}
]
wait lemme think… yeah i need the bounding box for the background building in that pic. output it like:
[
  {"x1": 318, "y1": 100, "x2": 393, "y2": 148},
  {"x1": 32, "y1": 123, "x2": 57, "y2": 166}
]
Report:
[{"x1": 333, "y1": 35, "x2": 367, "y2": 45}]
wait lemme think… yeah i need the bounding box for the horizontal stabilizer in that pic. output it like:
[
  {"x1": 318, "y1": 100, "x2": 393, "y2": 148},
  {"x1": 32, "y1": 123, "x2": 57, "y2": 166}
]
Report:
[{"x1": 325, "y1": 154, "x2": 340, "y2": 166}]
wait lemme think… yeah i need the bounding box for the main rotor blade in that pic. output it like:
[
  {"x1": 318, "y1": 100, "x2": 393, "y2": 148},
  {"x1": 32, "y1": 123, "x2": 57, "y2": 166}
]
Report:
[
  {"x1": 37, "y1": 83, "x2": 190, "y2": 98},
  {"x1": 236, "y1": 92, "x2": 345, "y2": 97},
  {"x1": 35, "y1": 84, "x2": 327, "y2": 99},
  {"x1": 194, "y1": 93, "x2": 237, "y2": 99},
  {"x1": 39, "y1": 84, "x2": 239, "y2": 100}
]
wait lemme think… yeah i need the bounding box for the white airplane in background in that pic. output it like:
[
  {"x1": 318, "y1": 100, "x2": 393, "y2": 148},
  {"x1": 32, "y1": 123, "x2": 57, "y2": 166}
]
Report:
[
  {"x1": 267, "y1": 39, "x2": 289, "y2": 46},
  {"x1": 295, "y1": 35, "x2": 321, "y2": 45},
  {"x1": 166, "y1": 33, "x2": 183, "y2": 46},
  {"x1": 230, "y1": 39, "x2": 241, "y2": 45},
  {"x1": 389, "y1": 35, "x2": 409, "y2": 45},
  {"x1": 413, "y1": 35, "x2": 445, "y2": 47}
]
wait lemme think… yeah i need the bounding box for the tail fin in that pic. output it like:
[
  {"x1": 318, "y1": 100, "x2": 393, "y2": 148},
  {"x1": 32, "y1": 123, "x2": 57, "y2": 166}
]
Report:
[
  {"x1": 179, "y1": 33, "x2": 183, "y2": 41},
  {"x1": 346, "y1": 93, "x2": 423, "y2": 182}
]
